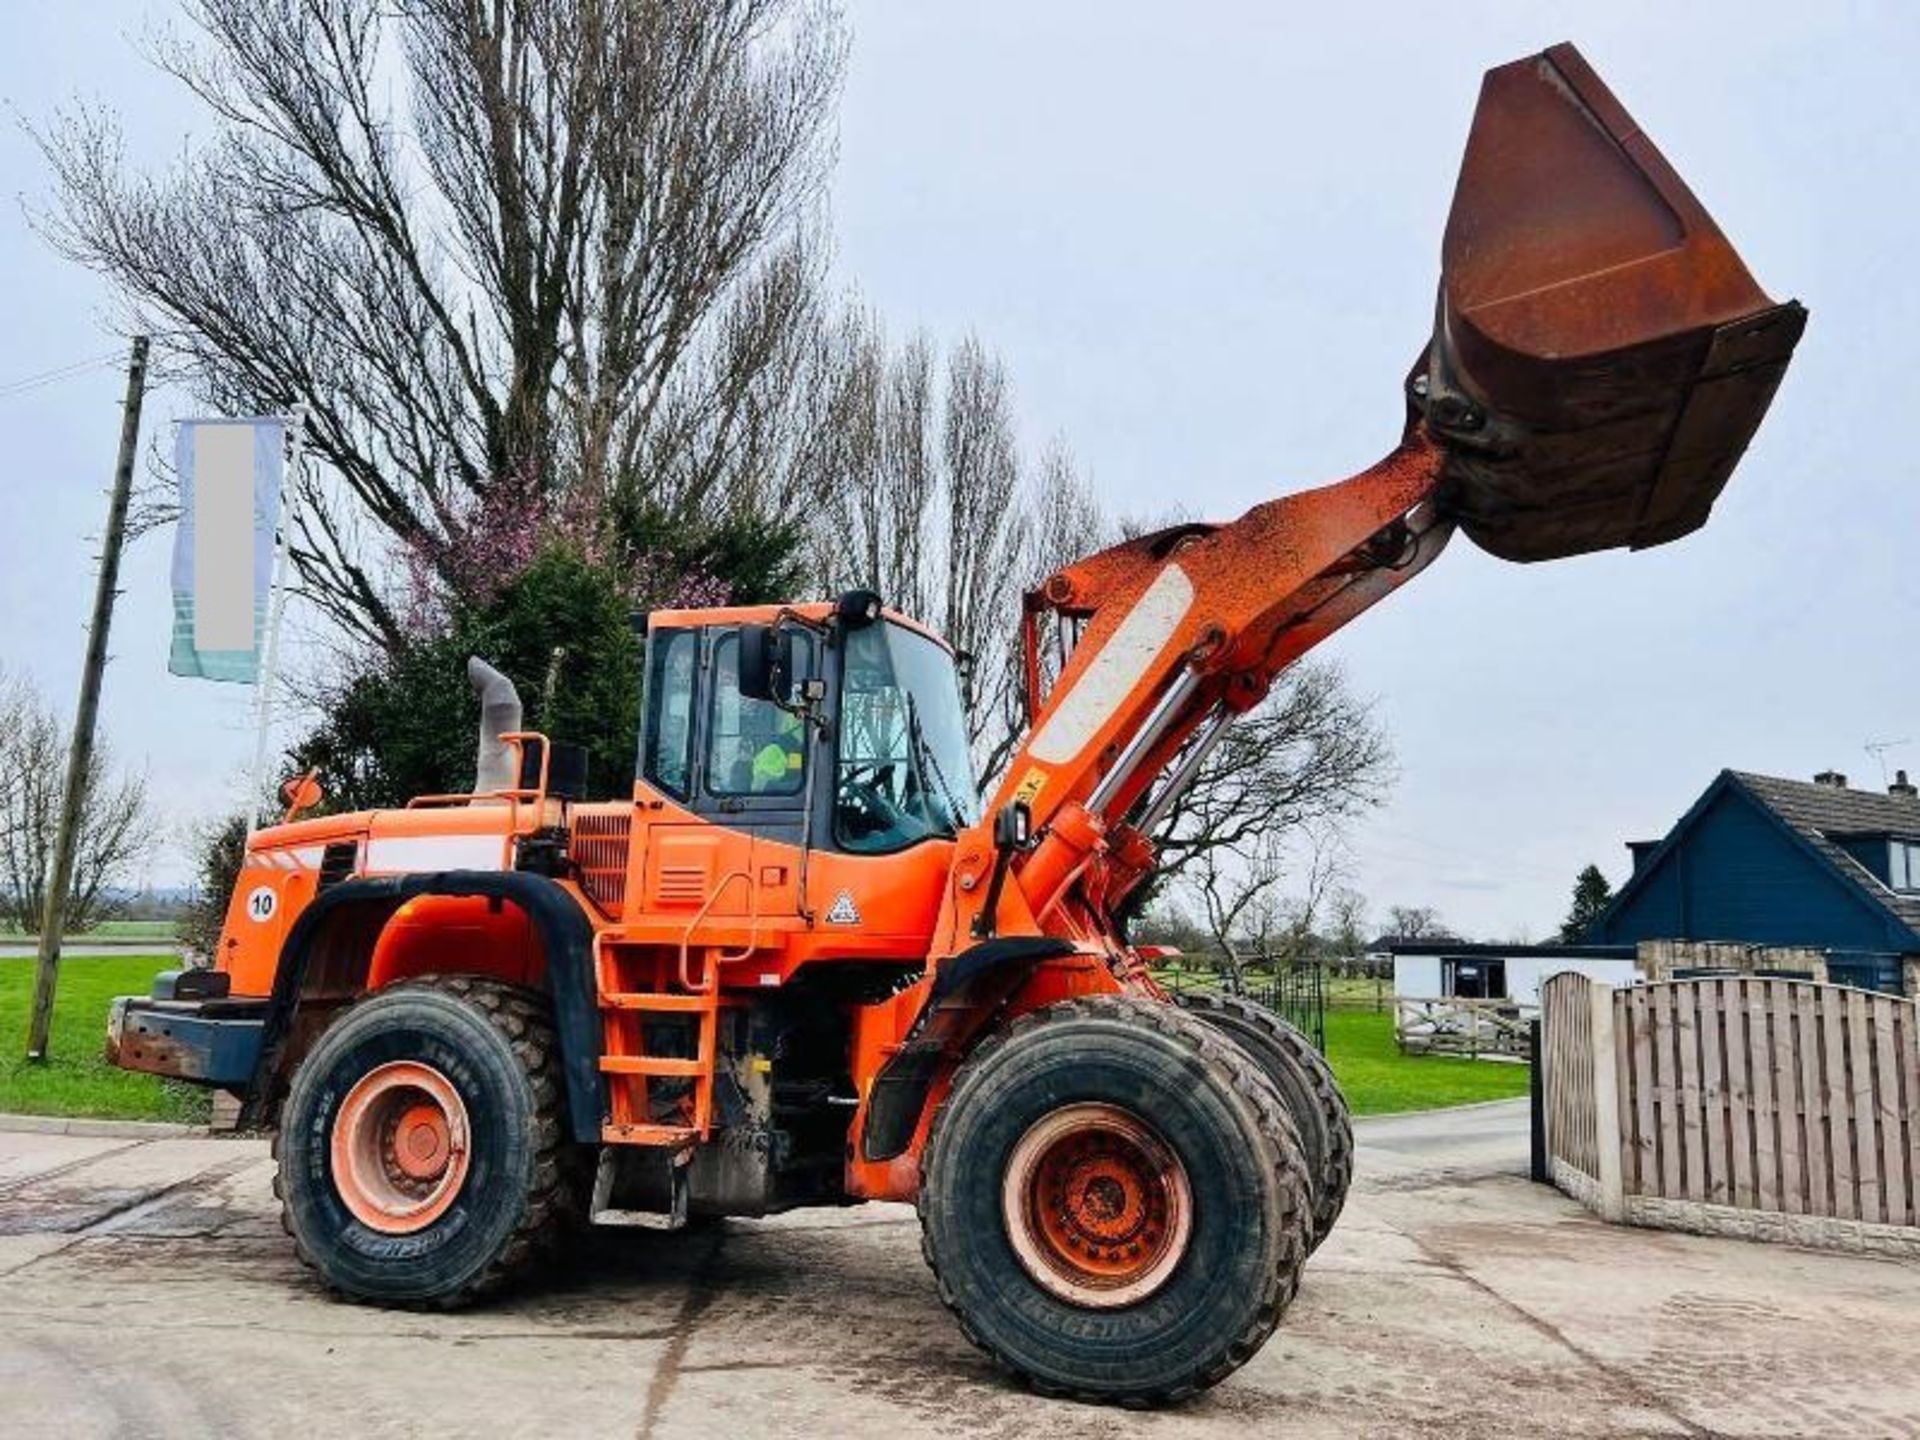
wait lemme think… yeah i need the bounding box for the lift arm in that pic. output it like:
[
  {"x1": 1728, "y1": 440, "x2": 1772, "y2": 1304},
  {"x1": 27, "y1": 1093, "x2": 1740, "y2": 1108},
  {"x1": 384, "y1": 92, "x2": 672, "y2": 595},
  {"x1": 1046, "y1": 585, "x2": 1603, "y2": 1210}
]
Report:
[{"x1": 943, "y1": 42, "x2": 1805, "y2": 955}]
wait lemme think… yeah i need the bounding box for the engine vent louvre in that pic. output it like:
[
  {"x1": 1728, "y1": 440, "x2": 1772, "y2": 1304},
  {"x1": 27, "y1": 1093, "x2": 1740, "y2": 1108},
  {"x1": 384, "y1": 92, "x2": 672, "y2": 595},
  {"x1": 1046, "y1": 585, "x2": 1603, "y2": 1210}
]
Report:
[
  {"x1": 318, "y1": 841, "x2": 358, "y2": 890},
  {"x1": 571, "y1": 811, "x2": 632, "y2": 913},
  {"x1": 656, "y1": 866, "x2": 707, "y2": 905}
]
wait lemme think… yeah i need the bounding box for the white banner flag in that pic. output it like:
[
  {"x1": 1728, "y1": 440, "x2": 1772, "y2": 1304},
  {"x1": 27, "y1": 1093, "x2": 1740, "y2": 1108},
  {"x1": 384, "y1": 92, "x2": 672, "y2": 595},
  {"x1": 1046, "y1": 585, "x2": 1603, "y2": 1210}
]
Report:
[{"x1": 168, "y1": 418, "x2": 287, "y2": 683}]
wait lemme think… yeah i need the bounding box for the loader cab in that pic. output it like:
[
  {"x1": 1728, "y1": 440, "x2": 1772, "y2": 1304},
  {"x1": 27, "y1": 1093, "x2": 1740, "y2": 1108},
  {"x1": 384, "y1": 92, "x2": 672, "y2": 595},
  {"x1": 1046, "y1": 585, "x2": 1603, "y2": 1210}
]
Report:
[{"x1": 637, "y1": 597, "x2": 980, "y2": 854}]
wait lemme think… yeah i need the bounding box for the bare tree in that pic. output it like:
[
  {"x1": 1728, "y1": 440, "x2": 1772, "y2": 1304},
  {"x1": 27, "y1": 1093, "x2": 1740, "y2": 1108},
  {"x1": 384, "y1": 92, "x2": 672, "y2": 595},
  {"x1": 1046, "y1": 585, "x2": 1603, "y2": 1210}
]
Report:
[
  {"x1": 35, "y1": 0, "x2": 847, "y2": 645},
  {"x1": 1189, "y1": 827, "x2": 1345, "y2": 992},
  {"x1": 1189, "y1": 834, "x2": 1277, "y2": 990},
  {"x1": 802, "y1": 319, "x2": 1393, "y2": 898},
  {"x1": 806, "y1": 317, "x2": 1096, "y2": 788},
  {"x1": 811, "y1": 333, "x2": 1396, "y2": 866},
  {"x1": 0, "y1": 670, "x2": 154, "y2": 935},
  {"x1": 1145, "y1": 659, "x2": 1392, "y2": 907},
  {"x1": 1326, "y1": 887, "x2": 1371, "y2": 962},
  {"x1": 1386, "y1": 904, "x2": 1448, "y2": 940}
]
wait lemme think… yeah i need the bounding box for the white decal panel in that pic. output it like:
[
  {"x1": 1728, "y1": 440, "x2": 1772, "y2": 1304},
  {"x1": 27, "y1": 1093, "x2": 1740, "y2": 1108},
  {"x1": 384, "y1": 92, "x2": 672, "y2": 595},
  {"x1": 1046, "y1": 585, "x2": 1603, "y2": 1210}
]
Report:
[
  {"x1": 362, "y1": 833, "x2": 507, "y2": 874},
  {"x1": 245, "y1": 886, "x2": 278, "y2": 922},
  {"x1": 1026, "y1": 565, "x2": 1194, "y2": 766},
  {"x1": 825, "y1": 890, "x2": 861, "y2": 925},
  {"x1": 246, "y1": 845, "x2": 327, "y2": 871}
]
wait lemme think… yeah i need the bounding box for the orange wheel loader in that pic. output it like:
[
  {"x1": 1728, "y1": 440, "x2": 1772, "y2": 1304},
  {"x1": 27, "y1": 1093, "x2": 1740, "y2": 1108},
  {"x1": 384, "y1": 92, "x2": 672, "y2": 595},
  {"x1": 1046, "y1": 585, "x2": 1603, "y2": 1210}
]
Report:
[{"x1": 108, "y1": 45, "x2": 1803, "y2": 1405}]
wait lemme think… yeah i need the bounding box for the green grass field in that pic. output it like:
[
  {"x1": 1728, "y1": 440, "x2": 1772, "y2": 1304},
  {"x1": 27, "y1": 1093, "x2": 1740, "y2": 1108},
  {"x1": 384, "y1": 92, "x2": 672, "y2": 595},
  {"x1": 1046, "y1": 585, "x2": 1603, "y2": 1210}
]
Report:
[
  {"x1": 1325, "y1": 1009, "x2": 1530, "y2": 1114},
  {"x1": 0, "y1": 954, "x2": 208, "y2": 1124},
  {"x1": 1325, "y1": 974, "x2": 1395, "y2": 1011},
  {"x1": 0, "y1": 919, "x2": 180, "y2": 942},
  {"x1": 0, "y1": 956, "x2": 1526, "y2": 1126}
]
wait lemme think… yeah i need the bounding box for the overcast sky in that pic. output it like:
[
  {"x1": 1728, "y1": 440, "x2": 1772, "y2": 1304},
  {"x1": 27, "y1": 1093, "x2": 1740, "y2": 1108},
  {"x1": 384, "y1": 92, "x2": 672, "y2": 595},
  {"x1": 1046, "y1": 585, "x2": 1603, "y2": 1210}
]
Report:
[{"x1": 1, "y1": 2, "x2": 1915, "y2": 938}]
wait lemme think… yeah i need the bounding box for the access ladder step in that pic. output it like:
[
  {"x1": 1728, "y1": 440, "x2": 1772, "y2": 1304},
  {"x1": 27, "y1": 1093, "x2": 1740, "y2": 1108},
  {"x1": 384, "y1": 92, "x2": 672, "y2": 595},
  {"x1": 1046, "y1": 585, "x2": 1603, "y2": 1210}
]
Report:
[
  {"x1": 601, "y1": 1122, "x2": 700, "y2": 1147},
  {"x1": 600, "y1": 1055, "x2": 705, "y2": 1078},
  {"x1": 590, "y1": 1145, "x2": 690, "y2": 1228},
  {"x1": 598, "y1": 991, "x2": 716, "y2": 1013}
]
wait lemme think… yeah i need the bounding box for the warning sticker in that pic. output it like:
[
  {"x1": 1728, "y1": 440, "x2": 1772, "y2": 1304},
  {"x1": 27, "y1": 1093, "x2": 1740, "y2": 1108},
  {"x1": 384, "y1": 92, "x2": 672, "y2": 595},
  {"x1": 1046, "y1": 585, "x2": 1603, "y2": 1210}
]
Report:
[
  {"x1": 1011, "y1": 767, "x2": 1047, "y2": 807},
  {"x1": 825, "y1": 890, "x2": 860, "y2": 925}
]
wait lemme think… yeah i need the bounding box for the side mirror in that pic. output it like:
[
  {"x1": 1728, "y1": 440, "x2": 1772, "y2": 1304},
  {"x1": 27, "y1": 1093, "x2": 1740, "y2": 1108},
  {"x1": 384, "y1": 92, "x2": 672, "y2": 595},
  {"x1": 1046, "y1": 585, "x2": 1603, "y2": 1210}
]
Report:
[
  {"x1": 738, "y1": 624, "x2": 788, "y2": 704},
  {"x1": 994, "y1": 801, "x2": 1032, "y2": 851},
  {"x1": 974, "y1": 801, "x2": 1033, "y2": 940}
]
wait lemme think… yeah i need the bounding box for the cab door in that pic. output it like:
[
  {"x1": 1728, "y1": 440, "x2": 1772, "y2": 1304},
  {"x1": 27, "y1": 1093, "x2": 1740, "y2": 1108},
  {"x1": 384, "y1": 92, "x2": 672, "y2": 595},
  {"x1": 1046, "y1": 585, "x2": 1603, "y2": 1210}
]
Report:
[
  {"x1": 687, "y1": 626, "x2": 815, "y2": 924},
  {"x1": 631, "y1": 625, "x2": 745, "y2": 921},
  {"x1": 630, "y1": 624, "x2": 813, "y2": 925}
]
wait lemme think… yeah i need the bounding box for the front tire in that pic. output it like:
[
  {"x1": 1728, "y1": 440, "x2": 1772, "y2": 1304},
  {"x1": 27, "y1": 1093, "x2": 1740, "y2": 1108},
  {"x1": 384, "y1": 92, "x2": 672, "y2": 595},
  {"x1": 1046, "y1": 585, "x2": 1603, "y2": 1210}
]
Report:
[
  {"x1": 274, "y1": 976, "x2": 577, "y2": 1307},
  {"x1": 918, "y1": 996, "x2": 1312, "y2": 1406}
]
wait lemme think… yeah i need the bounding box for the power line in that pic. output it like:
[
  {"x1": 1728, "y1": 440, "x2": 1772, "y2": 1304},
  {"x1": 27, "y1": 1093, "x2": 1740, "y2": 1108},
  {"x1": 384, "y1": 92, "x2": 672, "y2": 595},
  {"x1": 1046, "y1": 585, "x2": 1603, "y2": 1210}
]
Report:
[
  {"x1": 0, "y1": 332, "x2": 190, "y2": 401},
  {"x1": 0, "y1": 350, "x2": 126, "y2": 400}
]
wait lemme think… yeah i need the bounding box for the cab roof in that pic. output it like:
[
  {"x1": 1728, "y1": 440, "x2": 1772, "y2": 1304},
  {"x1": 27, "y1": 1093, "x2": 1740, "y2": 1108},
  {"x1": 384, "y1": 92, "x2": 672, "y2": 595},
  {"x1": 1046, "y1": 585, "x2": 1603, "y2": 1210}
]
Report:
[{"x1": 644, "y1": 600, "x2": 954, "y2": 654}]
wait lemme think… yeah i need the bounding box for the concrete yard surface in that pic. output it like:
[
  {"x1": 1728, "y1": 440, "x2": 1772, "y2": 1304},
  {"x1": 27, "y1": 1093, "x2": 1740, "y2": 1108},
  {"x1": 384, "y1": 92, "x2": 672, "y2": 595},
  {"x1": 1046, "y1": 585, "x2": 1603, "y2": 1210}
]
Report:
[{"x1": 3, "y1": 1100, "x2": 1918, "y2": 1438}]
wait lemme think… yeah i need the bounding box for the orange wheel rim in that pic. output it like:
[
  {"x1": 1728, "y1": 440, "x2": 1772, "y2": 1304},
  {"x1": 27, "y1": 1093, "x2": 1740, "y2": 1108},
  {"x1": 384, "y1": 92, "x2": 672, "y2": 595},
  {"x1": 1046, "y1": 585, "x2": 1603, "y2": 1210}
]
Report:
[
  {"x1": 330, "y1": 1060, "x2": 470, "y2": 1235},
  {"x1": 1002, "y1": 1103, "x2": 1192, "y2": 1308}
]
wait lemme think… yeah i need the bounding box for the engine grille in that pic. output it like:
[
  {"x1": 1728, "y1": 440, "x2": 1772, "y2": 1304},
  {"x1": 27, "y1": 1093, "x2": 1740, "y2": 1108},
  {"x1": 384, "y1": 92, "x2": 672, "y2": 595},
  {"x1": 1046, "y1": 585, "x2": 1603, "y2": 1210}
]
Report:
[
  {"x1": 570, "y1": 811, "x2": 632, "y2": 914},
  {"x1": 318, "y1": 841, "x2": 358, "y2": 890}
]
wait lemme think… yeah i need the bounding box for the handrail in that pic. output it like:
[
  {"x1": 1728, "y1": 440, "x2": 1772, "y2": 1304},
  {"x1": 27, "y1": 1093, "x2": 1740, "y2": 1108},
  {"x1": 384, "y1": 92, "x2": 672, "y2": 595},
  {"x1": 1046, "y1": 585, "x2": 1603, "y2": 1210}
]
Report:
[
  {"x1": 403, "y1": 731, "x2": 552, "y2": 810},
  {"x1": 677, "y1": 868, "x2": 759, "y2": 993}
]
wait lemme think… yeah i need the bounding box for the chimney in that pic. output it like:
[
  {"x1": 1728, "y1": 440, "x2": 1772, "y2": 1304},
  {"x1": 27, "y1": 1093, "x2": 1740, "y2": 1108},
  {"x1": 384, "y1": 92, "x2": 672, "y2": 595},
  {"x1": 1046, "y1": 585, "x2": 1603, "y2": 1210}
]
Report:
[
  {"x1": 1892, "y1": 769, "x2": 1918, "y2": 799},
  {"x1": 1813, "y1": 769, "x2": 1848, "y2": 789}
]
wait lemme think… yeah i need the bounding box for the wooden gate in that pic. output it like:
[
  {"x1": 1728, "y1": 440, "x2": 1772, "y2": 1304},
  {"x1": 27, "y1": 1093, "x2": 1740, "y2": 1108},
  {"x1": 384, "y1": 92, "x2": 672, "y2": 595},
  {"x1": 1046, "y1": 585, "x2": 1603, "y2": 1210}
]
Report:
[
  {"x1": 1395, "y1": 996, "x2": 1536, "y2": 1059},
  {"x1": 1538, "y1": 972, "x2": 1920, "y2": 1253},
  {"x1": 1541, "y1": 973, "x2": 1595, "y2": 1179}
]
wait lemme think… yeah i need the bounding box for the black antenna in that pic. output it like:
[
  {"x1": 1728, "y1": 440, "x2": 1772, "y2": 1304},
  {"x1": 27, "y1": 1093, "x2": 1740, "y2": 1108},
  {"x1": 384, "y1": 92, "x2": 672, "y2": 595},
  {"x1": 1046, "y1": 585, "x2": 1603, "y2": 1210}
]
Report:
[{"x1": 1864, "y1": 738, "x2": 1909, "y2": 786}]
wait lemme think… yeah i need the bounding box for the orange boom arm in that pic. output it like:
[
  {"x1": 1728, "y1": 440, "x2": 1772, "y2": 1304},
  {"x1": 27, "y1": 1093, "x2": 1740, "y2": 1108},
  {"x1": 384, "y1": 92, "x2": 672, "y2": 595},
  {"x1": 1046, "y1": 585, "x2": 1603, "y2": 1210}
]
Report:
[
  {"x1": 965, "y1": 431, "x2": 1452, "y2": 948},
  {"x1": 937, "y1": 41, "x2": 1804, "y2": 963}
]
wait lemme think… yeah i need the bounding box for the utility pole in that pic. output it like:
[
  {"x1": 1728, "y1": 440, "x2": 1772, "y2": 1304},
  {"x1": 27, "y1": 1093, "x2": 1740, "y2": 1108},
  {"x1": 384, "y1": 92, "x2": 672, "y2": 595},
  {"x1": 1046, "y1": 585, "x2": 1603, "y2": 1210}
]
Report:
[{"x1": 27, "y1": 335, "x2": 150, "y2": 1061}]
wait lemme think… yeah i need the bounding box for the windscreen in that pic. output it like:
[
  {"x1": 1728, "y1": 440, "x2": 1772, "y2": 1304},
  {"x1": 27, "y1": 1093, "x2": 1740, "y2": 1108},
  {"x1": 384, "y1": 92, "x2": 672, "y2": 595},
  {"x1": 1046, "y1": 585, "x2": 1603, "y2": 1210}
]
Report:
[{"x1": 834, "y1": 622, "x2": 980, "y2": 853}]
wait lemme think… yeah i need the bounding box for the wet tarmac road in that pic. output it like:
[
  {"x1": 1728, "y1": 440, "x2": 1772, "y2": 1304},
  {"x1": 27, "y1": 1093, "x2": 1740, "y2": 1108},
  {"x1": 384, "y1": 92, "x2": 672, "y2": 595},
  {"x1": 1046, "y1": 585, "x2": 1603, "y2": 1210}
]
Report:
[{"x1": 3, "y1": 1103, "x2": 1917, "y2": 1438}]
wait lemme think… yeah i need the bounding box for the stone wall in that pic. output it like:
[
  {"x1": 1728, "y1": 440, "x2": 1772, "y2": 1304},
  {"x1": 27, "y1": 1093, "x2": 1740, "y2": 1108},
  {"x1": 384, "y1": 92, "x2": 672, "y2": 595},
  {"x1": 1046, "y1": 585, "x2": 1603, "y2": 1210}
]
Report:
[{"x1": 1635, "y1": 938, "x2": 1828, "y2": 984}]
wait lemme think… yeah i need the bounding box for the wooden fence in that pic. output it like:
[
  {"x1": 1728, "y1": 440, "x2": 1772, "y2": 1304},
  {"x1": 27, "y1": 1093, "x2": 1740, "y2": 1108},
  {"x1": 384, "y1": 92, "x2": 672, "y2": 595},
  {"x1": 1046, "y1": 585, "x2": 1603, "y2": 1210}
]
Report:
[
  {"x1": 1539, "y1": 974, "x2": 1601, "y2": 1183},
  {"x1": 1539, "y1": 972, "x2": 1920, "y2": 1253},
  {"x1": 1394, "y1": 996, "x2": 1536, "y2": 1060}
]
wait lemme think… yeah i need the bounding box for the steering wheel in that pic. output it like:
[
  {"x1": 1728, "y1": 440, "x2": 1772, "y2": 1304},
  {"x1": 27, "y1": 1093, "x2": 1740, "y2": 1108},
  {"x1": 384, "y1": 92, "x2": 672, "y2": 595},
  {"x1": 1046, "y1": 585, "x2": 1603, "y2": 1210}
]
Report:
[{"x1": 837, "y1": 765, "x2": 909, "y2": 838}]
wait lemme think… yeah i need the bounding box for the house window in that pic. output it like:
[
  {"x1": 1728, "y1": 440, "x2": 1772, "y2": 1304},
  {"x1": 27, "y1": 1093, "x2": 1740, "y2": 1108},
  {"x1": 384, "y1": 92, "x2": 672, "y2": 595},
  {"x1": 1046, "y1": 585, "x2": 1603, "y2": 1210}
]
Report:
[
  {"x1": 1891, "y1": 840, "x2": 1920, "y2": 891},
  {"x1": 1443, "y1": 958, "x2": 1507, "y2": 1000}
]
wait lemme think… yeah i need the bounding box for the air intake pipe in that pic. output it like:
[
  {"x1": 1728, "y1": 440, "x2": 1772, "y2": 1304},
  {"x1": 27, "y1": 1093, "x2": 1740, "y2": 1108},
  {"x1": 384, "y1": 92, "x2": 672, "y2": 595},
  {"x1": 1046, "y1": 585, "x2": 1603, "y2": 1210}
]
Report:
[{"x1": 468, "y1": 656, "x2": 522, "y2": 795}]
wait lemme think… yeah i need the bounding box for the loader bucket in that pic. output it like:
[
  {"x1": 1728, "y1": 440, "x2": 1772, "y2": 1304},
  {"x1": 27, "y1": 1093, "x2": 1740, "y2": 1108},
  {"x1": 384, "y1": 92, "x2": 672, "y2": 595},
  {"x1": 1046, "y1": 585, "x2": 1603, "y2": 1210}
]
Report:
[{"x1": 1418, "y1": 43, "x2": 1806, "y2": 562}]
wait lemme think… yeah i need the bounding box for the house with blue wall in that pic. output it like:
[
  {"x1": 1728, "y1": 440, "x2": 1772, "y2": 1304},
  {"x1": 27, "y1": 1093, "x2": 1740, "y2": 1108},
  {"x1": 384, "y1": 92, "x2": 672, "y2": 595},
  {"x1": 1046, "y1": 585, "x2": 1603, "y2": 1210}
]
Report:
[{"x1": 1587, "y1": 769, "x2": 1920, "y2": 994}]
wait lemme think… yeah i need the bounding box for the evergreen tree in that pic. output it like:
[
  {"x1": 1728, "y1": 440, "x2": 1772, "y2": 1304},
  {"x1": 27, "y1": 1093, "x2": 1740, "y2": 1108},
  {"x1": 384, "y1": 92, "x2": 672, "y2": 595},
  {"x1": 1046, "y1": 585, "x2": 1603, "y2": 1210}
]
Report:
[
  {"x1": 290, "y1": 504, "x2": 806, "y2": 812},
  {"x1": 1560, "y1": 863, "x2": 1615, "y2": 942}
]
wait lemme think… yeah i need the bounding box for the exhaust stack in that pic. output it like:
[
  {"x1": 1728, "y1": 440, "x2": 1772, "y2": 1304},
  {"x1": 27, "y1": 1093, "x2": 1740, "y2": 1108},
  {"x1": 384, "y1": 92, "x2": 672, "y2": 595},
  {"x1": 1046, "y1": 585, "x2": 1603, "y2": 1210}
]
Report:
[
  {"x1": 1417, "y1": 43, "x2": 1806, "y2": 562},
  {"x1": 468, "y1": 656, "x2": 522, "y2": 795}
]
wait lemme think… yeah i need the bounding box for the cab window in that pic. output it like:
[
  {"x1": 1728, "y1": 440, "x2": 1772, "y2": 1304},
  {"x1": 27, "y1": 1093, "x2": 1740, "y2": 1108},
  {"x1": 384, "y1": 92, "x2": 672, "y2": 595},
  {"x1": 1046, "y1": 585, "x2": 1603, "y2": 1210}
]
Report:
[
  {"x1": 835, "y1": 622, "x2": 979, "y2": 852},
  {"x1": 640, "y1": 628, "x2": 698, "y2": 797},
  {"x1": 707, "y1": 632, "x2": 810, "y2": 798}
]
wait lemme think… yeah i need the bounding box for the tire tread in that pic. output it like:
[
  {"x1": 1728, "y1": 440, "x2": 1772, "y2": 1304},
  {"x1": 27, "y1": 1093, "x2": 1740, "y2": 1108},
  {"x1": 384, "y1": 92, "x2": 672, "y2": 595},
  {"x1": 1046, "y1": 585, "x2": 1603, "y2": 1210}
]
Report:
[
  {"x1": 917, "y1": 994, "x2": 1312, "y2": 1406},
  {"x1": 273, "y1": 974, "x2": 578, "y2": 1309},
  {"x1": 1172, "y1": 990, "x2": 1354, "y2": 1244}
]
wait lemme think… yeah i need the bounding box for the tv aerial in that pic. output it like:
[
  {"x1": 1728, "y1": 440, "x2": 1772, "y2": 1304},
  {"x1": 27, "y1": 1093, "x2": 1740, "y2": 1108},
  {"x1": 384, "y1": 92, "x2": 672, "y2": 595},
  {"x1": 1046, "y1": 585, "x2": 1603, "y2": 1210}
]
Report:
[{"x1": 1864, "y1": 738, "x2": 1910, "y2": 786}]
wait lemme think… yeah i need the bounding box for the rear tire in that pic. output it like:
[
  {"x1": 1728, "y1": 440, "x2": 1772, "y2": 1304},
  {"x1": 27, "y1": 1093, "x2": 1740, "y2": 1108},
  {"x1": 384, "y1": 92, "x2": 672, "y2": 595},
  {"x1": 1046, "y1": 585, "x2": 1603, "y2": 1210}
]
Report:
[
  {"x1": 918, "y1": 996, "x2": 1312, "y2": 1406},
  {"x1": 1171, "y1": 990, "x2": 1353, "y2": 1250},
  {"x1": 274, "y1": 975, "x2": 578, "y2": 1307}
]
